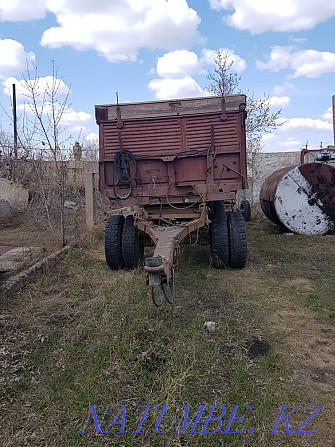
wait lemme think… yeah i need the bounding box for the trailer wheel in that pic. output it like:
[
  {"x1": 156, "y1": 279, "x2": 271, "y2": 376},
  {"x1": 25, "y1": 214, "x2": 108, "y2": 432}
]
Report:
[
  {"x1": 228, "y1": 211, "x2": 247, "y2": 268},
  {"x1": 210, "y1": 201, "x2": 229, "y2": 268},
  {"x1": 122, "y1": 215, "x2": 143, "y2": 269},
  {"x1": 240, "y1": 199, "x2": 251, "y2": 222},
  {"x1": 105, "y1": 214, "x2": 125, "y2": 270}
]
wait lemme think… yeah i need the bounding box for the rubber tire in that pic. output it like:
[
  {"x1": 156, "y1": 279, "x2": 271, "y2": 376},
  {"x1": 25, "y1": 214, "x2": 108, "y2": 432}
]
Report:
[
  {"x1": 122, "y1": 215, "x2": 143, "y2": 269},
  {"x1": 210, "y1": 201, "x2": 229, "y2": 268},
  {"x1": 228, "y1": 211, "x2": 247, "y2": 269},
  {"x1": 240, "y1": 199, "x2": 251, "y2": 222},
  {"x1": 105, "y1": 215, "x2": 125, "y2": 270}
]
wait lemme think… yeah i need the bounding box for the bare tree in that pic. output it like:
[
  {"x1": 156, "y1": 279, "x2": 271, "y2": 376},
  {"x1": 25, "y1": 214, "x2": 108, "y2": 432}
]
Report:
[
  {"x1": 205, "y1": 49, "x2": 281, "y2": 158},
  {"x1": 82, "y1": 138, "x2": 99, "y2": 161},
  {"x1": 19, "y1": 62, "x2": 71, "y2": 246},
  {"x1": 206, "y1": 50, "x2": 241, "y2": 96}
]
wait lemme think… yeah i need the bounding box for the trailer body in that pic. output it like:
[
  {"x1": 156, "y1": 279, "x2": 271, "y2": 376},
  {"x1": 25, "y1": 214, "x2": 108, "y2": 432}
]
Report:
[{"x1": 96, "y1": 95, "x2": 247, "y2": 207}]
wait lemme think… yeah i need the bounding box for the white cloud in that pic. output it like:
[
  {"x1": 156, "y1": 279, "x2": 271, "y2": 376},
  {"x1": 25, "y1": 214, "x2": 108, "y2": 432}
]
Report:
[
  {"x1": 0, "y1": 40, "x2": 35, "y2": 80},
  {"x1": 0, "y1": 0, "x2": 46, "y2": 22},
  {"x1": 38, "y1": 0, "x2": 202, "y2": 63},
  {"x1": 257, "y1": 46, "x2": 335, "y2": 78},
  {"x1": 61, "y1": 110, "x2": 91, "y2": 127},
  {"x1": 261, "y1": 105, "x2": 334, "y2": 152},
  {"x1": 261, "y1": 133, "x2": 276, "y2": 143},
  {"x1": 4, "y1": 74, "x2": 91, "y2": 130},
  {"x1": 209, "y1": 0, "x2": 227, "y2": 10},
  {"x1": 3, "y1": 75, "x2": 70, "y2": 100},
  {"x1": 85, "y1": 132, "x2": 98, "y2": 142},
  {"x1": 1, "y1": 1, "x2": 203, "y2": 64},
  {"x1": 201, "y1": 48, "x2": 247, "y2": 72},
  {"x1": 260, "y1": 133, "x2": 304, "y2": 152},
  {"x1": 148, "y1": 76, "x2": 205, "y2": 100},
  {"x1": 280, "y1": 117, "x2": 332, "y2": 133},
  {"x1": 281, "y1": 138, "x2": 302, "y2": 147},
  {"x1": 273, "y1": 82, "x2": 295, "y2": 96},
  {"x1": 322, "y1": 107, "x2": 333, "y2": 121},
  {"x1": 269, "y1": 96, "x2": 291, "y2": 108},
  {"x1": 17, "y1": 101, "x2": 92, "y2": 129},
  {"x1": 148, "y1": 47, "x2": 246, "y2": 99},
  {"x1": 209, "y1": 0, "x2": 335, "y2": 33},
  {"x1": 263, "y1": 135, "x2": 304, "y2": 152},
  {"x1": 290, "y1": 50, "x2": 335, "y2": 78},
  {"x1": 156, "y1": 50, "x2": 203, "y2": 79},
  {"x1": 257, "y1": 46, "x2": 293, "y2": 72}
]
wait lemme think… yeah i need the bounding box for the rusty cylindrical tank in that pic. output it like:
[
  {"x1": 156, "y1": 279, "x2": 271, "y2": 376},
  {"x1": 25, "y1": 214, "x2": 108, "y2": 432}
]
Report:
[{"x1": 260, "y1": 162, "x2": 335, "y2": 235}]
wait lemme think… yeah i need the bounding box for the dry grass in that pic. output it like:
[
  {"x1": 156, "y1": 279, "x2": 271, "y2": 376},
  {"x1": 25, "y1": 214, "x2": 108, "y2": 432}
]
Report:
[{"x1": 0, "y1": 214, "x2": 334, "y2": 446}]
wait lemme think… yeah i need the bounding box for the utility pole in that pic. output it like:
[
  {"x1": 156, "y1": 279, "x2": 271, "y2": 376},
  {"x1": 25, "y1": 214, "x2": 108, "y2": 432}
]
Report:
[
  {"x1": 13, "y1": 84, "x2": 18, "y2": 181},
  {"x1": 332, "y1": 95, "x2": 335, "y2": 146}
]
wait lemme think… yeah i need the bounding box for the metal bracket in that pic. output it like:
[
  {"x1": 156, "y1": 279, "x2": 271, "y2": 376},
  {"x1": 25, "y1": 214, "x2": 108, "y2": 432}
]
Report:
[
  {"x1": 220, "y1": 98, "x2": 227, "y2": 121},
  {"x1": 116, "y1": 106, "x2": 124, "y2": 129}
]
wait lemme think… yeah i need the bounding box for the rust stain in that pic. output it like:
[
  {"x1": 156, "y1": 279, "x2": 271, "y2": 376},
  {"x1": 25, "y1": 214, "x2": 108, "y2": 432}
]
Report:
[{"x1": 299, "y1": 163, "x2": 335, "y2": 223}]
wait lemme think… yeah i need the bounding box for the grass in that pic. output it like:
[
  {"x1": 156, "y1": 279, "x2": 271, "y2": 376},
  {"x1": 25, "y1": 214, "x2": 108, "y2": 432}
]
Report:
[{"x1": 0, "y1": 213, "x2": 334, "y2": 446}]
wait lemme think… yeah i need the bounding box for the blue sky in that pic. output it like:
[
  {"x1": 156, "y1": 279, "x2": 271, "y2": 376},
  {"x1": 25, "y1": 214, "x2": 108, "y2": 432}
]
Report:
[{"x1": 0, "y1": 0, "x2": 335, "y2": 152}]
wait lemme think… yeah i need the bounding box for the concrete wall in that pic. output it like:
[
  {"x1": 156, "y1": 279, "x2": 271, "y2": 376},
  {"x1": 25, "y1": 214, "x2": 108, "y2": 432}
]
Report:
[
  {"x1": 0, "y1": 178, "x2": 29, "y2": 217},
  {"x1": 249, "y1": 152, "x2": 301, "y2": 209}
]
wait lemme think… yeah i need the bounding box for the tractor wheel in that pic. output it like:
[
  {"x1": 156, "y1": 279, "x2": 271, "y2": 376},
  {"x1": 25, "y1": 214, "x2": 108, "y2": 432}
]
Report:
[
  {"x1": 210, "y1": 200, "x2": 229, "y2": 268},
  {"x1": 122, "y1": 215, "x2": 143, "y2": 269},
  {"x1": 227, "y1": 211, "x2": 247, "y2": 268},
  {"x1": 105, "y1": 214, "x2": 125, "y2": 270},
  {"x1": 240, "y1": 199, "x2": 251, "y2": 222}
]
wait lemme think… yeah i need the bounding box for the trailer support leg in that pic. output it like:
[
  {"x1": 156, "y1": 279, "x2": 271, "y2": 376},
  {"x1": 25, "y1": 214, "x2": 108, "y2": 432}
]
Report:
[{"x1": 137, "y1": 204, "x2": 210, "y2": 305}]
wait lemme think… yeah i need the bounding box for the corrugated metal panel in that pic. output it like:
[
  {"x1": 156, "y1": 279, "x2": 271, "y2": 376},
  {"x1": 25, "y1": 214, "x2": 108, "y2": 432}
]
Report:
[
  {"x1": 185, "y1": 115, "x2": 239, "y2": 151},
  {"x1": 103, "y1": 118, "x2": 182, "y2": 156},
  {"x1": 103, "y1": 114, "x2": 240, "y2": 158}
]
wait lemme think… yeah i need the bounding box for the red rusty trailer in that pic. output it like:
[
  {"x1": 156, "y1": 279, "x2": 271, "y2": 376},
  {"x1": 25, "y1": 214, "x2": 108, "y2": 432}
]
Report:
[{"x1": 95, "y1": 94, "x2": 248, "y2": 304}]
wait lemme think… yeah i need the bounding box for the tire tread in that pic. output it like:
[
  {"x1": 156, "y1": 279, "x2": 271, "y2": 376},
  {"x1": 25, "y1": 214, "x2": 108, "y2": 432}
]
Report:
[
  {"x1": 105, "y1": 215, "x2": 124, "y2": 270},
  {"x1": 228, "y1": 211, "x2": 247, "y2": 268},
  {"x1": 210, "y1": 200, "x2": 229, "y2": 268}
]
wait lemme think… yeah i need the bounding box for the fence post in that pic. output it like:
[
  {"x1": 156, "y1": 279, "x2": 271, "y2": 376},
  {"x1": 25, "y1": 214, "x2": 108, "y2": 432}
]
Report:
[{"x1": 85, "y1": 171, "x2": 96, "y2": 230}]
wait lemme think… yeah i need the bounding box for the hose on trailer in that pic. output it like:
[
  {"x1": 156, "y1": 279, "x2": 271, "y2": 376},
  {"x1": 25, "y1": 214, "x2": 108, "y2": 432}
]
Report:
[
  {"x1": 151, "y1": 268, "x2": 175, "y2": 307},
  {"x1": 113, "y1": 150, "x2": 142, "y2": 200}
]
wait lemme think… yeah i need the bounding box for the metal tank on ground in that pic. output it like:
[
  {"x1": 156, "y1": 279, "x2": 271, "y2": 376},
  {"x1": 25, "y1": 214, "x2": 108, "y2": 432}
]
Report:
[{"x1": 260, "y1": 162, "x2": 335, "y2": 235}]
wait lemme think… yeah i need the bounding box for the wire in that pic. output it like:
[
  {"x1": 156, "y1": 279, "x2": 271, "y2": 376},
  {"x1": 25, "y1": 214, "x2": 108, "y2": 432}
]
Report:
[
  {"x1": 160, "y1": 268, "x2": 175, "y2": 305},
  {"x1": 151, "y1": 286, "x2": 165, "y2": 307},
  {"x1": 165, "y1": 183, "x2": 205, "y2": 210},
  {"x1": 151, "y1": 268, "x2": 175, "y2": 306},
  {"x1": 113, "y1": 150, "x2": 142, "y2": 200}
]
